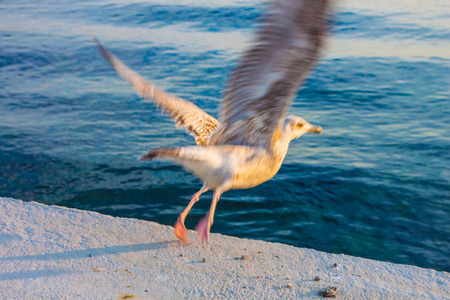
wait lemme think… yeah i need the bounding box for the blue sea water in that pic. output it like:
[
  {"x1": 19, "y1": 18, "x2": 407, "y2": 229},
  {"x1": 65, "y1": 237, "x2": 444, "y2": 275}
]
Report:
[{"x1": 1, "y1": 0, "x2": 449, "y2": 271}]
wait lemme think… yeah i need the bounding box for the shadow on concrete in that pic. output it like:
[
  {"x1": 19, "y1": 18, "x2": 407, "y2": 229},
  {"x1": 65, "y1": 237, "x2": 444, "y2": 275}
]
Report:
[{"x1": 0, "y1": 240, "x2": 183, "y2": 263}]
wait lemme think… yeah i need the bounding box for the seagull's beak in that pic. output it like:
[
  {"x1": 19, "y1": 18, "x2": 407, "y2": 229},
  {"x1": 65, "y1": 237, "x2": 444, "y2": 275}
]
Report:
[{"x1": 308, "y1": 125, "x2": 323, "y2": 134}]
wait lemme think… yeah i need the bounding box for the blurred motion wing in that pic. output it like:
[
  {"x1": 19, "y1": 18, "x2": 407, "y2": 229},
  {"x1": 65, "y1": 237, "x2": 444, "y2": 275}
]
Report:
[
  {"x1": 93, "y1": 37, "x2": 220, "y2": 146},
  {"x1": 211, "y1": 0, "x2": 330, "y2": 149}
]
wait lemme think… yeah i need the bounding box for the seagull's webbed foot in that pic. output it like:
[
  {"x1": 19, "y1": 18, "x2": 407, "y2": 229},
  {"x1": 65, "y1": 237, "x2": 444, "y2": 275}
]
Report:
[
  {"x1": 195, "y1": 186, "x2": 225, "y2": 245},
  {"x1": 195, "y1": 212, "x2": 212, "y2": 245},
  {"x1": 174, "y1": 215, "x2": 191, "y2": 244}
]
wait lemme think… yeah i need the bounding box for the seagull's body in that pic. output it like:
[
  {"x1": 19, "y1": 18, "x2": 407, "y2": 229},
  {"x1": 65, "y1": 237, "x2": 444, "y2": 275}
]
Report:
[{"x1": 94, "y1": 0, "x2": 330, "y2": 244}]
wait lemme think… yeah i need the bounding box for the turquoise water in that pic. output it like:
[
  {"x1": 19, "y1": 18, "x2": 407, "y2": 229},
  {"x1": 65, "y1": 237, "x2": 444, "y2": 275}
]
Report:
[{"x1": 1, "y1": 0, "x2": 449, "y2": 271}]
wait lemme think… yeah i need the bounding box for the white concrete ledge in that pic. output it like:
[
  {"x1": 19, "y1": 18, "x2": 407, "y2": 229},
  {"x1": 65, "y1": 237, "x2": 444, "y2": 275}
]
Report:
[{"x1": 0, "y1": 197, "x2": 448, "y2": 299}]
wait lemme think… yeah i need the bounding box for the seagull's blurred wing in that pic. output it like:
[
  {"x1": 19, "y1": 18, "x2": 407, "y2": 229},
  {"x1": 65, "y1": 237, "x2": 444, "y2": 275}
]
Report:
[
  {"x1": 94, "y1": 38, "x2": 219, "y2": 146},
  {"x1": 211, "y1": 0, "x2": 330, "y2": 149}
]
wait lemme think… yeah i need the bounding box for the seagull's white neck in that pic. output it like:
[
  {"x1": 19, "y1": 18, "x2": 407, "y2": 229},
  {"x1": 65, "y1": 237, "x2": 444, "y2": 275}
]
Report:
[{"x1": 271, "y1": 122, "x2": 296, "y2": 158}]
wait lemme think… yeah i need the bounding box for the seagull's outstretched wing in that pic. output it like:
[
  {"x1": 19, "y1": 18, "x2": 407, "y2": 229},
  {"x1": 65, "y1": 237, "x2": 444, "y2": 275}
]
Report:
[
  {"x1": 93, "y1": 38, "x2": 219, "y2": 146},
  {"x1": 210, "y1": 0, "x2": 330, "y2": 149}
]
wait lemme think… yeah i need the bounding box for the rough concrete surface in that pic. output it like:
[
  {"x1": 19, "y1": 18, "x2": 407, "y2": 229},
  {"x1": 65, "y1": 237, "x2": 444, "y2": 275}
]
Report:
[{"x1": 1, "y1": 197, "x2": 449, "y2": 299}]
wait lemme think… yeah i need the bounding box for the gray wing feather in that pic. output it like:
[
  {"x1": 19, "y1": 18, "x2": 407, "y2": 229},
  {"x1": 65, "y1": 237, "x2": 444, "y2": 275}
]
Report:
[
  {"x1": 210, "y1": 0, "x2": 330, "y2": 149},
  {"x1": 93, "y1": 38, "x2": 219, "y2": 145}
]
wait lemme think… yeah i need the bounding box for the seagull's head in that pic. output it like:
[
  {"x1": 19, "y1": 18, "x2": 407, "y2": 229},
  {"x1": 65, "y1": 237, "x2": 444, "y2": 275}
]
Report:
[{"x1": 285, "y1": 115, "x2": 323, "y2": 140}]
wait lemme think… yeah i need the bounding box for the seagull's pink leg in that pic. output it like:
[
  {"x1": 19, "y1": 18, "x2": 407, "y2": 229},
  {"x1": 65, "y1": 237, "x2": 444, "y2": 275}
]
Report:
[
  {"x1": 195, "y1": 188, "x2": 224, "y2": 245},
  {"x1": 174, "y1": 185, "x2": 208, "y2": 243}
]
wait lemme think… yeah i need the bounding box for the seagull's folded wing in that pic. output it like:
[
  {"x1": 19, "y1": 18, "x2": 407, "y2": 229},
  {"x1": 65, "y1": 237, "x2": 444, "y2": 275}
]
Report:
[
  {"x1": 93, "y1": 38, "x2": 220, "y2": 146},
  {"x1": 210, "y1": 0, "x2": 330, "y2": 150}
]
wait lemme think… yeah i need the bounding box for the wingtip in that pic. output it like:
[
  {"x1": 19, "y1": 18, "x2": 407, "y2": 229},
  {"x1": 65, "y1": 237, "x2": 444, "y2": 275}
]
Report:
[
  {"x1": 91, "y1": 35, "x2": 109, "y2": 60},
  {"x1": 91, "y1": 34, "x2": 100, "y2": 46}
]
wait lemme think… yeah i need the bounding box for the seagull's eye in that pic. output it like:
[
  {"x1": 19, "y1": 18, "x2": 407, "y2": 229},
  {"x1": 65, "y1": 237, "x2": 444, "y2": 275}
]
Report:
[{"x1": 296, "y1": 123, "x2": 304, "y2": 128}]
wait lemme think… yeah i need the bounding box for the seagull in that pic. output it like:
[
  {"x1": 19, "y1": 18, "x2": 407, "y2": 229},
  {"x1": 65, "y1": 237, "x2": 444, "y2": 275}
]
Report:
[{"x1": 94, "y1": 0, "x2": 329, "y2": 244}]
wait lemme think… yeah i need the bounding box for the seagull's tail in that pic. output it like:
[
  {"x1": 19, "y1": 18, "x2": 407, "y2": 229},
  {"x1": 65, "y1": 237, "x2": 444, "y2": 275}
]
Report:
[
  {"x1": 140, "y1": 146, "x2": 227, "y2": 186},
  {"x1": 140, "y1": 147, "x2": 183, "y2": 161},
  {"x1": 140, "y1": 146, "x2": 223, "y2": 167}
]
